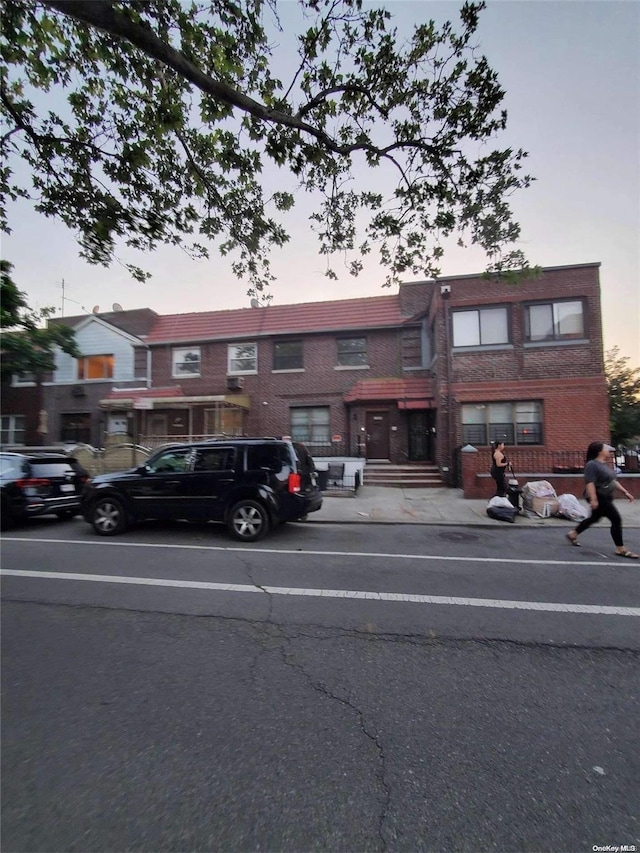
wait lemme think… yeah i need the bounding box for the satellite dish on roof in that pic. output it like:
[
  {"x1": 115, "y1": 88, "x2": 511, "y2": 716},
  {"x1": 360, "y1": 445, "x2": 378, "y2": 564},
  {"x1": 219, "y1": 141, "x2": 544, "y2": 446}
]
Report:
[
  {"x1": 92, "y1": 305, "x2": 100, "y2": 313},
  {"x1": 250, "y1": 298, "x2": 260, "y2": 308},
  {"x1": 112, "y1": 302, "x2": 123, "y2": 312}
]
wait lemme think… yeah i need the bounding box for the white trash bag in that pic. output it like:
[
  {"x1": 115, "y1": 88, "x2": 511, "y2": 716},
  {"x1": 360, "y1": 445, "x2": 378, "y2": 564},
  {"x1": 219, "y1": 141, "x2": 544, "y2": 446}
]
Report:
[{"x1": 557, "y1": 493, "x2": 588, "y2": 522}]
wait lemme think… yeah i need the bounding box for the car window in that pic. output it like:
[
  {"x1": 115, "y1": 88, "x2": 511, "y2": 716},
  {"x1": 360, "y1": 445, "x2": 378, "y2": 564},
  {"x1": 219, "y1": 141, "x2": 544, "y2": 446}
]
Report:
[
  {"x1": 0, "y1": 456, "x2": 25, "y2": 477},
  {"x1": 30, "y1": 462, "x2": 76, "y2": 478},
  {"x1": 293, "y1": 442, "x2": 317, "y2": 473},
  {"x1": 146, "y1": 449, "x2": 191, "y2": 474},
  {"x1": 246, "y1": 444, "x2": 288, "y2": 472},
  {"x1": 193, "y1": 448, "x2": 235, "y2": 472}
]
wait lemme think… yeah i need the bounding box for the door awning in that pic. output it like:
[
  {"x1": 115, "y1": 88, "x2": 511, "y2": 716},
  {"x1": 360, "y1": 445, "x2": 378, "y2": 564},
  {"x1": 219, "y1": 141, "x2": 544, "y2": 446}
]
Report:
[
  {"x1": 344, "y1": 376, "x2": 433, "y2": 406},
  {"x1": 397, "y1": 399, "x2": 432, "y2": 410}
]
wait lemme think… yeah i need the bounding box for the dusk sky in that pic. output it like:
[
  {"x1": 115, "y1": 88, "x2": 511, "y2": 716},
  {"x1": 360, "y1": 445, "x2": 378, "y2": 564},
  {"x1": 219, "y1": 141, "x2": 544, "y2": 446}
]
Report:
[{"x1": 3, "y1": 0, "x2": 639, "y2": 366}]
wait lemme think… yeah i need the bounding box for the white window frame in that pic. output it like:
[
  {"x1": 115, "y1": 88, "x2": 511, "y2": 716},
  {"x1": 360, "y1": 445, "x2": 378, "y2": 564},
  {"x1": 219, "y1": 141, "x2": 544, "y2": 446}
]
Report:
[
  {"x1": 228, "y1": 342, "x2": 257, "y2": 375},
  {"x1": 525, "y1": 299, "x2": 585, "y2": 342},
  {"x1": 11, "y1": 372, "x2": 36, "y2": 386},
  {"x1": 172, "y1": 347, "x2": 202, "y2": 378},
  {"x1": 1, "y1": 414, "x2": 26, "y2": 445},
  {"x1": 452, "y1": 307, "x2": 509, "y2": 348}
]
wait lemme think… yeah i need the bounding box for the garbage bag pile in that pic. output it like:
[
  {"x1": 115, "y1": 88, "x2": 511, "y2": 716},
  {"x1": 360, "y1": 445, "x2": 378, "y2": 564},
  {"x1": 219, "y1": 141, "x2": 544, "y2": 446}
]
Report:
[{"x1": 486, "y1": 495, "x2": 518, "y2": 523}]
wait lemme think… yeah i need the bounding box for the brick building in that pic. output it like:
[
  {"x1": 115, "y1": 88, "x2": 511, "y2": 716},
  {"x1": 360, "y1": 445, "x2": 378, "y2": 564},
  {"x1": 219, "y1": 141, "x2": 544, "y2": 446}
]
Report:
[
  {"x1": 2, "y1": 262, "x2": 610, "y2": 490},
  {"x1": 102, "y1": 262, "x2": 609, "y2": 480}
]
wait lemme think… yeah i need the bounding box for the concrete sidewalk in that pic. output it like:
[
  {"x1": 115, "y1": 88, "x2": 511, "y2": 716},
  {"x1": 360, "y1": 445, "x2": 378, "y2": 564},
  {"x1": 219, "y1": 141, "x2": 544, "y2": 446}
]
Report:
[{"x1": 310, "y1": 486, "x2": 640, "y2": 529}]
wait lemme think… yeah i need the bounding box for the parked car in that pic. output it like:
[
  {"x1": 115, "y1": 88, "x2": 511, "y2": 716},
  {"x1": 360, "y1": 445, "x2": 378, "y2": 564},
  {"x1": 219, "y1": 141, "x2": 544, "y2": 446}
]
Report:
[
  {"x1": 81, "y1": 438, "x2": 323, "y2": 542},
  {"x1": 0, "y1": 452, "x2": 89, "y2": 529}
]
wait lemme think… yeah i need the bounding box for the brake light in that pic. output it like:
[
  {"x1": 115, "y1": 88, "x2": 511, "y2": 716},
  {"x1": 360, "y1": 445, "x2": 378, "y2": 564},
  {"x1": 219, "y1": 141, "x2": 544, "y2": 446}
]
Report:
[
  {"x1": 16, "y1": 478, "x2": 50, "y2": 491},
  {"x1": 288, "y1": 472, "x2": 301, "y2": 494}
]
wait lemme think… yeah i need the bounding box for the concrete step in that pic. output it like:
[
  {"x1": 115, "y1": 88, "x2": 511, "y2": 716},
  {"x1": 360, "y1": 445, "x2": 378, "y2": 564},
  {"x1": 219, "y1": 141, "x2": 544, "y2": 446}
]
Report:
[{"x1": 364, "y1": 463, "x2": 444, "y2": 488}]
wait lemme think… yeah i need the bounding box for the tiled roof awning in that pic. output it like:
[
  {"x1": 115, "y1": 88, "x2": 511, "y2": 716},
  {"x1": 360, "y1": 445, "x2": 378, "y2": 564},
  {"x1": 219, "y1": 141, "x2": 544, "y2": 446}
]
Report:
[
  {"x1": 398, "y1": 399, "x2": 432, "y2": 409},
  {"x1": 344, "y1": 376, "x2": 433, "y2": 406},
  {"x1": 143, "y1": 294, "x2": 407, "y2": 344}
]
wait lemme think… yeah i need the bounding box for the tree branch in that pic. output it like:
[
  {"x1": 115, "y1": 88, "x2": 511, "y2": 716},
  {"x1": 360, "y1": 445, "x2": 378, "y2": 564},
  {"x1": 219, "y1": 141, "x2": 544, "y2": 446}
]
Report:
[{"x1": 41, "y1": 0, "x2": 435, "y2": 162}]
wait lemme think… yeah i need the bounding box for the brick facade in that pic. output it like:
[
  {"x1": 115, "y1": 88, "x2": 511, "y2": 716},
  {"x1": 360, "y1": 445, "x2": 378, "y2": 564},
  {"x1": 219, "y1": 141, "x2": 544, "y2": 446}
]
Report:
[{"x1": 2, "y1": 263, "x2": 612, "y2": 493}]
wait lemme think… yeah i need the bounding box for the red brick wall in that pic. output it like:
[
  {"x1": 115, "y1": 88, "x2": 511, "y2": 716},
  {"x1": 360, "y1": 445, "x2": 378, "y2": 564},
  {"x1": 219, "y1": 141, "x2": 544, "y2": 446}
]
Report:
[
  {"x1": 1, "y1": 382, "x2": 43, "y2": 445},
  {"x1": 142, "y1": 263, "x2": 609, "y2": 471},
  {"x1": 461, "y1": 451, "x2": 640, "y2": 500},
  {"x1": 148, "y1": 329, "x2": 409, "y2": 454},
  {"x1": 432, "y1": 264, "x2": 608, "y2": 473}
]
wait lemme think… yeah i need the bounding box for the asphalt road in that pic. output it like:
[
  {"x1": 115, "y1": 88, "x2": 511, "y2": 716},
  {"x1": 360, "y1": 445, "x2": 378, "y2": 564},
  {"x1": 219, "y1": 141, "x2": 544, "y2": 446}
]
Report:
[{"x1": 2, "y1": 517, "x2": 639, "y2": 853}]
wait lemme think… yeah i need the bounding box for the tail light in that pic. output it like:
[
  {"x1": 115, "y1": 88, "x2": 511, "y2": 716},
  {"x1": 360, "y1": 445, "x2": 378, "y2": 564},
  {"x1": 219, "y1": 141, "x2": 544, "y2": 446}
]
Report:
[
  {"x1": 287, "y1": 472, "x2": 301, "y2": 494},
  {"x1": 16, "y1": 478, "x2": 50, "y2": 493}
]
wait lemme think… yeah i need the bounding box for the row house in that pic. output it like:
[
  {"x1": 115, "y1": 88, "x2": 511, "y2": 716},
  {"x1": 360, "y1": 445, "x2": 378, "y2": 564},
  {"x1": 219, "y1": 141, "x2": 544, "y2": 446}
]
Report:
[
  {"x1": 1, "y1": 263, "x2": 610, "y2": 486},
  {"x1": 2, "y1": 308, "x2": 157, "y2": 448}
]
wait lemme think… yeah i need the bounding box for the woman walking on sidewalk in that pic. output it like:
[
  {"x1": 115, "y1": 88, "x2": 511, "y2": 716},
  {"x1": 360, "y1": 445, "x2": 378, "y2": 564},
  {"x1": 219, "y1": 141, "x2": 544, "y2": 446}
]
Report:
[{"x1": 566, "y1": 441, "x2": 637, "y2": 558}]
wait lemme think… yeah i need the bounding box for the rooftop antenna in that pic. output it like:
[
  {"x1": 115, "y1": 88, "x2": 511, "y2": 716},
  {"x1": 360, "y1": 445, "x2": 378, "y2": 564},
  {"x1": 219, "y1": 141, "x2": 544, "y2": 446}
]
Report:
[
  {"x1": 60, "y1": 278, "x2": 89, "y2": 315},
  {"x1": 112, "y1": 302, "x2": 123, "y2": 312},
  {"x1": 250, "y1": 298, "x2": 261, "y2": 308}
]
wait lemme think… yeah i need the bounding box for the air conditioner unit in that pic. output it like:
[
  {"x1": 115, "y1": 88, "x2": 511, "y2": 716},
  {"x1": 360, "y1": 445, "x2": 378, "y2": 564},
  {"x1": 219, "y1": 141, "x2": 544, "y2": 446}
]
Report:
[
  {"x1": 71, "y1": 385, "x2": 86, "y2": 397},
  {"x1": 226, "y1": 376, "x2": 244, "y2": 391}
]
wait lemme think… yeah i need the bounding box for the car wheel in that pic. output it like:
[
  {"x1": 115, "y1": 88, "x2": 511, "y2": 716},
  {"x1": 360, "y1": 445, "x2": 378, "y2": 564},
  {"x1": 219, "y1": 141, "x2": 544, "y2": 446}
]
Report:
[
  {"x1": 91, "y1": 496, "x2": 127, "y2": 536},
  {"x1": 227, "y1": 499, "x2": 270, "y2": 542},
  {"x1": 56, "y1": 509, "x2": 78, "y2": 521}
]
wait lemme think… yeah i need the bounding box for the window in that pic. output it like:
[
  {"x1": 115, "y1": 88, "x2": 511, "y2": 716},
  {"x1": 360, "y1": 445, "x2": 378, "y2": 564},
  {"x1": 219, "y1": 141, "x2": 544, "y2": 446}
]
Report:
[
  {"x1": 172, "y1": 347, "x2": 201, "y2": 377},
  {"x1": 290, "y1": 406, "x2": 330, "y2": 446},
  {"x1": 461, "y1": 401, "x2": 543, "y2": 446},
  {"x1": 60, "y1": 413, "x2": 91, "y2": 443},
  {"x1": 1, "y1": 415, "x2": 25, "y2": 445},
  {"x1": 147, "y1": 448, "x2": 192, "y2": 474},
  {"x1": 525, "y1": 300, "x2": 584, "y2": 342},
  {"x1": 337, "y1": 337, "x2": 367, "y2": 366},
  {"x1": 204, "y1": 404, "x2": 244, "y2": 436},
  {"x1": 228, "y1": 343, "x2": 257, "y2": 374},
  {"x1": 77, "y1": 354, "x2": 114, "y2": 380},
  {"x1": 194, "y1": 447, "x2": 235, "y2": 472},
  {"x1": 12, "y1": 371, "x2": 36, "y2": 386},
  {"x1": 273, "y1": 340, "x2": 303, "y2": 371},
  {"x1": 452, "y1": 307, "x2": 509, "y2": 347},
  {"x1": 246, "y1": 444, "x2": 290, "y2": 472}
]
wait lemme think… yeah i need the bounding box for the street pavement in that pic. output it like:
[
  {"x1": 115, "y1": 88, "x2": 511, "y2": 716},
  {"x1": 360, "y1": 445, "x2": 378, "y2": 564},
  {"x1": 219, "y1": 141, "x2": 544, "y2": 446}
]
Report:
[{"x1": 313, "y1": 485, "x2": 640, "y2": 529}]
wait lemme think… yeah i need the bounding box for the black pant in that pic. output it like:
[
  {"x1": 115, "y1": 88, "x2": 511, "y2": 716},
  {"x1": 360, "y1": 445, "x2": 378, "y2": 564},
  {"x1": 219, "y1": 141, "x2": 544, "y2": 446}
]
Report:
[
  {"x1": 575, "y1": 494, "x2": 623, "y2": 547},
  {"x1": 491, "y1": 468, "x2": 506, "y2": 497}
]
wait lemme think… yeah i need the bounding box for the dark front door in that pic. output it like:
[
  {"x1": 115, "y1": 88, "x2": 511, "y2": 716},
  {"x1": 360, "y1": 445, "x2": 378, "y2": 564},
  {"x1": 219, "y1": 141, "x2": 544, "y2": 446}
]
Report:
[
  {"x1": 408, "y1": 410, "x2": 435, "y2": 462},
  {"x1": 365, "y1": 411, "x2": 390, "y2": 459}
]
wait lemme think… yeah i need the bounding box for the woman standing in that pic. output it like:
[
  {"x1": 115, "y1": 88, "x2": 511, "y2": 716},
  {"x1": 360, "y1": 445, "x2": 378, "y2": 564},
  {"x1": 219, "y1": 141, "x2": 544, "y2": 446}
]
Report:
[
  {"x1": 490, "y1": 440, "x2": 509, "y2": 497},
  {"x1": 566, "y1": 441, "x2": 637, "y2": 558}
]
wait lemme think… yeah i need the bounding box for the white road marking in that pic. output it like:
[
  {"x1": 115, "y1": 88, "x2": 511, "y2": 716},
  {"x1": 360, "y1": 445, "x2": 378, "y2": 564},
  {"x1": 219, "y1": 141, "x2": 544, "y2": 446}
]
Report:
[
  {"x1": 2, "y1": 569, "x2": 639, "y2": 617},
  {"x1": 0, "y1": 536, "x2": 631, "y2": 568}
]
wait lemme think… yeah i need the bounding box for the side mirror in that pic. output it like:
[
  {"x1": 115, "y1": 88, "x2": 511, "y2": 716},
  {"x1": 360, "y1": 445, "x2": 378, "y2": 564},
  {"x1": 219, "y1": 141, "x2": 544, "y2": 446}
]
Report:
[{"x1": 135, "y1": 464, "x2": 149, "y2": 474}]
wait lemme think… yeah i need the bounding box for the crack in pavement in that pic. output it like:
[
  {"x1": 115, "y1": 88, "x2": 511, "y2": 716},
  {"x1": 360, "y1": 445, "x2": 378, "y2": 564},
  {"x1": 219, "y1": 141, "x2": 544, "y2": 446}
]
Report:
[
  {"x1": 3, "y1": 595, "x2": 639, "y2": 654},
  {"x1": 277, "y1": 634, "x2": 392, "y2": 852}
]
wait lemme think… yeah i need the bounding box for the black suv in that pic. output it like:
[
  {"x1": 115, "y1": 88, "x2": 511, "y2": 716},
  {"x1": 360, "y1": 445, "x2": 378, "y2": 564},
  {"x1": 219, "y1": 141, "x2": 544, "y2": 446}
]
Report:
[
  {"x1": 1, "y1": 452, "x2": 88, "y2": 529},
  {"x1": 81, "y1": 438, "x2": 323, "y2": 542}
]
